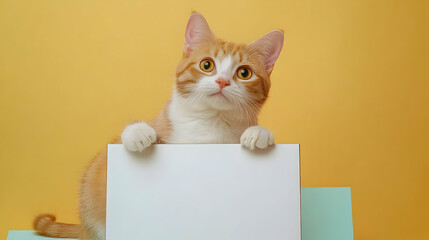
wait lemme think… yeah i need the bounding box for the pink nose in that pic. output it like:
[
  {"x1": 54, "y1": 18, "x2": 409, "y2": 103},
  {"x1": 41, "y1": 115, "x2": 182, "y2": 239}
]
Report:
[{"x1": 216, "y1": 78, "x2": 231, "y2": 89}]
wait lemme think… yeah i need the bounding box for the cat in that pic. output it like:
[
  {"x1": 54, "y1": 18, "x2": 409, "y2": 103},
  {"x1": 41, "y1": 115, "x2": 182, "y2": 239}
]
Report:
[{"x1": 33, "y1": 12, "x2": 284, "y2": 240}]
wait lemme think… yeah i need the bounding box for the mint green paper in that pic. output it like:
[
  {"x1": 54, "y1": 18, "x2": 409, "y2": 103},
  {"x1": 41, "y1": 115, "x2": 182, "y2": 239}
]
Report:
[
  {"x1": 6, "y1": 230, "x2": 76, "y2": 240},
  {"x1": 301, "y1": 187, "x2": 354, "y2": 240},
  {"x1": 8, "y1": 187, "x2": 353, "y2": 240}
]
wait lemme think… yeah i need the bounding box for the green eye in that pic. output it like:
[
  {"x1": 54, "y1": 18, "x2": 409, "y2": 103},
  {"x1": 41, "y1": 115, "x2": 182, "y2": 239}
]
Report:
[
  {"x1": 237, "y1": 67, "x2": 252, "y2": 80},
  {"x1": 200, "y1": 59, "x2": 215, "y2": 72}
]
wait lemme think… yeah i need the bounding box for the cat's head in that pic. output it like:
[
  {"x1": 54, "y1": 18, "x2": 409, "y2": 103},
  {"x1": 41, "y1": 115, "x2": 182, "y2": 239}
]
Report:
[{"x1": 175, "y1": 13, "x2": 283, "y2": 115}]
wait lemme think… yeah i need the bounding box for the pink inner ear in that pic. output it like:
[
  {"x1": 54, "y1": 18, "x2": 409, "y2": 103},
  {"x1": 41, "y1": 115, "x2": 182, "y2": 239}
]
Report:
[
  {"x1": 265, "y1": 31, "x2": 284, "y2": 69},
  {"x1": 248, "y1": 30, "x2": 284, "y2": 72},
  {"x1": 184, "y1": 13, "x2": 215, "y2": 54}
]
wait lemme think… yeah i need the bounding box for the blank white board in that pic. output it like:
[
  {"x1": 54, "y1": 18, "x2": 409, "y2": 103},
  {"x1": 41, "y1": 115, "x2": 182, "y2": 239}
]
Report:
[{"x1": 106, "y1": 144, "x2": 301, "y2": 240}]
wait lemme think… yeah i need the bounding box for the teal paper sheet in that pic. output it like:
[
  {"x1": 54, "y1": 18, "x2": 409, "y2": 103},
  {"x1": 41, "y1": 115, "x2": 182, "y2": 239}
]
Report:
[
  {"x1": 301, "y1": 187, "x2": 354, "y2": 240},
  {"x1": 6, "y1": 231, "x2": 75, "y2": 240},
  {"x1": 8, "y1": 187, "x2": 353, "y2": 240}
]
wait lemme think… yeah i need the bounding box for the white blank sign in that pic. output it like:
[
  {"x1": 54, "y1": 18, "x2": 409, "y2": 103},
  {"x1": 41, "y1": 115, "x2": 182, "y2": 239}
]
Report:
[{"x1": 106, "y1": 144, "x2": 301, "y2": 240}]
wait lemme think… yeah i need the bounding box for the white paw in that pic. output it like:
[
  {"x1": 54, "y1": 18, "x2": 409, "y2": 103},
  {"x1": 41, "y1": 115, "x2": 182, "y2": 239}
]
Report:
[
  {"x1": 121, "y1": 122, "x2": 157, "y2": 152},
  {"x1": 240, "y1": 126, "x2": 274, "y2": 150}
]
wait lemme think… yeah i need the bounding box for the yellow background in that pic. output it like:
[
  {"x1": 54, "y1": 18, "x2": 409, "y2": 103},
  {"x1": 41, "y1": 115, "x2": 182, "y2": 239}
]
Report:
[{"x1": 1, "y1": 0, "x2": 428, "y2": 239}]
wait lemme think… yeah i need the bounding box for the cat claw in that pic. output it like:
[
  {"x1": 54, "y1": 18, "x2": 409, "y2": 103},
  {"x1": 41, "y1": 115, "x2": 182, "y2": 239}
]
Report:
[
  {"x1": 121, "y1": 122, "x2": 157, "y2": 152},
  {"x1": 240, "y1": 126, "x2": 274, "y2": 150}
]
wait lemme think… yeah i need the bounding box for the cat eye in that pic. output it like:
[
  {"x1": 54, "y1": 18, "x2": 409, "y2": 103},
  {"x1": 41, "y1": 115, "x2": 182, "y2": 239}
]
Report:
[
  {"x1": 200, "y1": 59, "x2": 215, "y2": 72},
  {"x1": 237, "y1": 67, "x2": 252, "y2": 80}
]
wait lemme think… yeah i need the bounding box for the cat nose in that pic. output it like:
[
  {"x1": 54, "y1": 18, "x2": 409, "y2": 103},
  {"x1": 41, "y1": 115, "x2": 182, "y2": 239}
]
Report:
[{"x1": 216, "y1": 78, "x2": 231, "y2": 89}]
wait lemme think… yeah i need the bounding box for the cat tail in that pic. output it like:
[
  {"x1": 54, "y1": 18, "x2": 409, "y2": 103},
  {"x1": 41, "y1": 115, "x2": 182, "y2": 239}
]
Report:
[{"x1": 33, "y1": 214, "x2": 81, "y2": 238}]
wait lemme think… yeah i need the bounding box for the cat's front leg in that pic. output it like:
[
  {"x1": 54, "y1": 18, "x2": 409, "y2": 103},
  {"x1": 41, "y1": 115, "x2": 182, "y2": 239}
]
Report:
[
  {"x1": 121, "y1": 121, "x2": 157, "y2": 152},
  {"x1": 240, "y1": 126, "x2": 274, "y2": 150}
]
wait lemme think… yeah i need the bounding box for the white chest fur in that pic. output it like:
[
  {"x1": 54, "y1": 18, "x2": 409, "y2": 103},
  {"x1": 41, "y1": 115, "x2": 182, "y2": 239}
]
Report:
[{"x1": 167, "y1": 93, "x2": 247, "y2": 144}]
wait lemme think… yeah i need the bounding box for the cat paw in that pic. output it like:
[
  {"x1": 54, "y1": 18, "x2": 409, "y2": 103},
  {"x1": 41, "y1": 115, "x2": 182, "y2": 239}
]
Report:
[
  {"x1": 121, "y1": 122, "x2": 157, "y2": 152},
  {"x1": 240, "y1": 126, "x2": 274, "y2": 150}
]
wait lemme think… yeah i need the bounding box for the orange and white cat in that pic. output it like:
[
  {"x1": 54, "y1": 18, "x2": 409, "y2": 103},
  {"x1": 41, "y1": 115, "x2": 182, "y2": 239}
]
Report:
[{"x1": 33, "y1": 12, "x2": 284, "y2": 240}]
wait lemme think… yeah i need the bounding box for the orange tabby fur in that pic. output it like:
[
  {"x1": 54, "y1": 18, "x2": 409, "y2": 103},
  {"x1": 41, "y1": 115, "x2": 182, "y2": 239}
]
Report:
[
  {"x1": 33, "y1": 12, "x2": 283, "y2": 239},
  {"x1": 34, "y1": 115, "x2": 171, "y2": 239}
]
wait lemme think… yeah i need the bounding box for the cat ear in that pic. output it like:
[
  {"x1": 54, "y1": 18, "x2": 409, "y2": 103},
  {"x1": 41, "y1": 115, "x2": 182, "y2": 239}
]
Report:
[
  {"x1": 184, "y1": 13, "x2": 216, "y2": 55},
  {"x1": 247, "y1": 30, "x2": 284, "y2": 72}
]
